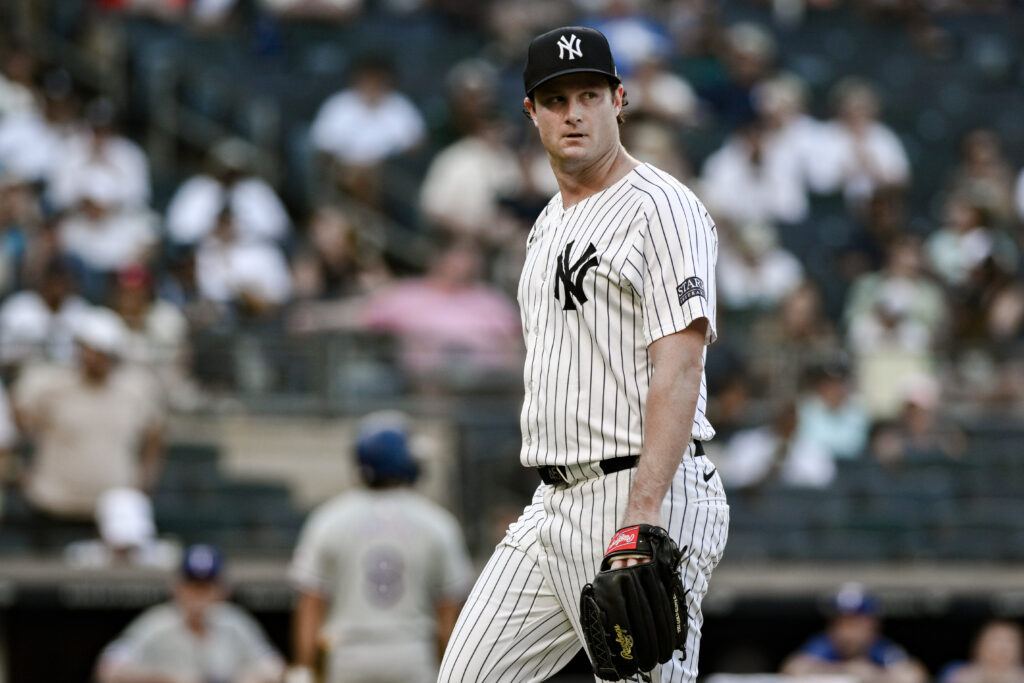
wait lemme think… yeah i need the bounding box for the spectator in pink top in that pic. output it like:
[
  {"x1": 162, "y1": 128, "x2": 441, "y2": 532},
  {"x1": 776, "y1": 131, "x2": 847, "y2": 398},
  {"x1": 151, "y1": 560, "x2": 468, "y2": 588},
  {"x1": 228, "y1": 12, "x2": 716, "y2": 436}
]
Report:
[{"x1": 361, "y1": 237, "x2": 523, "y2": 392}]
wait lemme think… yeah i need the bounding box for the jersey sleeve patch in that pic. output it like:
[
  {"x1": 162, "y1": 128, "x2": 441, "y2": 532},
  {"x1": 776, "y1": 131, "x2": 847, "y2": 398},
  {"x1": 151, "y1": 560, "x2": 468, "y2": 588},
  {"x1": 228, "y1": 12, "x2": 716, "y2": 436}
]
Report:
[{"x1": 676, "y1": 277, "x2": 706, "y2": 306}]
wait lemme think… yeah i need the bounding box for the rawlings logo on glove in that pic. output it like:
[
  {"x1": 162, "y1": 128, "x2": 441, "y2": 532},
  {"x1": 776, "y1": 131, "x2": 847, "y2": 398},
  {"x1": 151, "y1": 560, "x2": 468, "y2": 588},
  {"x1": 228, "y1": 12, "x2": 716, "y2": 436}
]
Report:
[{"x1": 580, "y1": 524, "x2": 689, "y2": 682}]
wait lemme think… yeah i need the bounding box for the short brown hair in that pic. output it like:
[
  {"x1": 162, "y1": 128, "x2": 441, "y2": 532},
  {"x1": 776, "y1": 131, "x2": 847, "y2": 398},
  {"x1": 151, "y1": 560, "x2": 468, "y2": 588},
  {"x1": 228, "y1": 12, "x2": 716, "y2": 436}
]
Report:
[{"x1": 524, "y1": 78, "x2": 629, "y2": 126}]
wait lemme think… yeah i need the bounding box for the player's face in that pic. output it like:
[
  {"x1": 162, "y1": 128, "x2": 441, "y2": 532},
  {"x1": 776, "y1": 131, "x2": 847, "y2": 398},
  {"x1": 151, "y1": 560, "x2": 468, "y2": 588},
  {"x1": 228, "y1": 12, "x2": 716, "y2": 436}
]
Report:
[{"x1": 525, "y1": 73, "x2": 622, "y2": 168}]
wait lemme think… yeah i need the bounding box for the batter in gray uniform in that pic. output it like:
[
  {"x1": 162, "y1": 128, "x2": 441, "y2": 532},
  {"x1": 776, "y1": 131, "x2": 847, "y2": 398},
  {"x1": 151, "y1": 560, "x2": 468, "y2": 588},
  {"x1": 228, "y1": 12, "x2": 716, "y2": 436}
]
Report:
[{"x1": 439, "y1": 26, "x2": 729, "y2": 683}]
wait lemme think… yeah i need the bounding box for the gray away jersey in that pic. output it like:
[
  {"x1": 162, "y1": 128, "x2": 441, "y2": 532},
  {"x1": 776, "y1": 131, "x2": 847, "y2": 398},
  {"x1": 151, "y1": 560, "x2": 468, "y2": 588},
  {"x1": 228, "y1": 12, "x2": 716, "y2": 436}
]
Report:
[{"x1": 518, "y1": 163, "x2": 718, "y2": 468}]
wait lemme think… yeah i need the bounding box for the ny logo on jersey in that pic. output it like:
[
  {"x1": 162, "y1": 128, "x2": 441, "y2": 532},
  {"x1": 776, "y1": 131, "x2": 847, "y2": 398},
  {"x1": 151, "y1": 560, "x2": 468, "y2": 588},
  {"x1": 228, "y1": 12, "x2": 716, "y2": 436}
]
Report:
[
  {"x1": 554, "y1": 240, "x2": 598, "y2": 311},
  {"x1": 557, "y1": 33, "x2": 583, "y2": 60}
]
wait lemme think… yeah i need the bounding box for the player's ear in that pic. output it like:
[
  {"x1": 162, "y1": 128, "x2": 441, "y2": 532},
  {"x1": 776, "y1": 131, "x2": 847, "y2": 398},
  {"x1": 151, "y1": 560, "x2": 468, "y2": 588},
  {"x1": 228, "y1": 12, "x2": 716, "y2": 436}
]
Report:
[
  {"x1": 524, "y1": 97, "x2": 538, "y2": 127},
  {"x1": 614, "y1": 85, "x2": 624, "y2": 113}
]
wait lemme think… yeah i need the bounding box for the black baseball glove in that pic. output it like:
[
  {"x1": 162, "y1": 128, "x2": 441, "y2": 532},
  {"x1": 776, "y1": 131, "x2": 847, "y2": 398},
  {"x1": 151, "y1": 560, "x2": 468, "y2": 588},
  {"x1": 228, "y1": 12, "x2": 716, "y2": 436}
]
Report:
[{"x1": 580, "y1": 524, "x2": 689, "y2": 682}]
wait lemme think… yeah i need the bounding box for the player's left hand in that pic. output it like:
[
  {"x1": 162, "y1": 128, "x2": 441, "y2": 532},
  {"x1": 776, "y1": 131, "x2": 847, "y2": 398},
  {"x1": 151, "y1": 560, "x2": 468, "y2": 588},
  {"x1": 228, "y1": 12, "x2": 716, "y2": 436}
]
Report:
[{"x1": 580, "y1": 524, "x2": 689, "y2": 681}]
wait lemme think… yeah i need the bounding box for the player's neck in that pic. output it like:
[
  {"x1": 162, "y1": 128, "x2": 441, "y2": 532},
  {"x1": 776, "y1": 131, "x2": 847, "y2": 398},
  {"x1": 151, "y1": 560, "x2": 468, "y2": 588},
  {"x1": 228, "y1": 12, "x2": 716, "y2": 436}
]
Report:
[{"x1": 554, "y1": 145, "x2": 638, "y2": 209}]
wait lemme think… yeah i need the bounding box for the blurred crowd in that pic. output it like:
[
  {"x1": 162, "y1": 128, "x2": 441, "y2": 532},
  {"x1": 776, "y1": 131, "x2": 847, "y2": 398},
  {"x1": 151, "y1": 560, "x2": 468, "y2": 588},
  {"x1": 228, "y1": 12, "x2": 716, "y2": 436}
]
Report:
[{"x1": 0, "y1": 0, "x2": 1022, "y2": 543}]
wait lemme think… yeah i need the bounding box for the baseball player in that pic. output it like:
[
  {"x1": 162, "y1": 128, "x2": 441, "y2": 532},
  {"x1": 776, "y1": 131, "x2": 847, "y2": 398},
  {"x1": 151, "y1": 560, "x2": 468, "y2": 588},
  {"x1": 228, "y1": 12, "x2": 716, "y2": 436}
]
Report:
[
  {"x1": 438, "y1": 26, "x2": 728, "y2": 683},
  {"x1": 287, "y1": 411, "x2": 474, "y2": 683}
]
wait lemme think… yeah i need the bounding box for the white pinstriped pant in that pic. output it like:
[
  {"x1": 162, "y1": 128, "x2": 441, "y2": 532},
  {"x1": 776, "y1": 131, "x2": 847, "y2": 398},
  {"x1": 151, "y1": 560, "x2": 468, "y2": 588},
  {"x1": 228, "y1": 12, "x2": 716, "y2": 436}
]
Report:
[{"x1": 439, "y1": 443, "x2": 729, "y2": 683}]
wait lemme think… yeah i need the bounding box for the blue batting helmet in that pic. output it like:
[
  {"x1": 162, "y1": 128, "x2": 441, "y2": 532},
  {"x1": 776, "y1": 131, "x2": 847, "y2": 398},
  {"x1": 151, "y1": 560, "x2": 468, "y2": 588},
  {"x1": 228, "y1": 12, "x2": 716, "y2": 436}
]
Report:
[{"x1": 355, "y1": 412, "x2": 420, "y2": 486}]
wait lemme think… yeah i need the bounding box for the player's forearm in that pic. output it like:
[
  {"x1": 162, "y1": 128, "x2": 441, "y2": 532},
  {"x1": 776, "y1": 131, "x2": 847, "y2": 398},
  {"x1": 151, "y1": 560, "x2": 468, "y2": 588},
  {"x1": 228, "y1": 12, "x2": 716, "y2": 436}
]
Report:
[
  {"x1": 622, "y1": 325, "x2": 706, "y2": 526},
  {"x1": 435, "y1": 598, "x2": 461, "y2": 662},
  {"x1": 292, "y1": 591, "x2": 326, "y2": 668}
]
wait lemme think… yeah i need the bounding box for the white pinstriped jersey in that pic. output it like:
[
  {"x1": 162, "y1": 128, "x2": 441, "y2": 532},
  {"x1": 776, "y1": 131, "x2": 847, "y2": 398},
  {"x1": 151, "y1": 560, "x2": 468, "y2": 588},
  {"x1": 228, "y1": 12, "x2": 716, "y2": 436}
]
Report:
[{"x1": 518, "y1": 163, "x2": 718, "y2": 468}]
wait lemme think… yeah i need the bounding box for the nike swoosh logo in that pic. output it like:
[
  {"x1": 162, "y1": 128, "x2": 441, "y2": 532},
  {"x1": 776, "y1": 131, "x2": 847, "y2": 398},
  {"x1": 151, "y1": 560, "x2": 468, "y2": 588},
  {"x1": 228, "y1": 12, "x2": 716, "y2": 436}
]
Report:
[{"x1": 702, "y1": 469, "x2": 716, "y2": 482}]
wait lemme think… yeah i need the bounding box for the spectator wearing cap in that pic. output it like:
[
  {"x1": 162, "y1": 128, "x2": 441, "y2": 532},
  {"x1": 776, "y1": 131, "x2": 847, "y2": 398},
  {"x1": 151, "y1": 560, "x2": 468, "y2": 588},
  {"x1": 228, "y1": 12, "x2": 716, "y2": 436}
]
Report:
[
  {"x1": 781, "y1": 583, "x2": 928, "y2": 683},
  {"x1": 48, "y1": 97, "x2": 151, "y2": 212},
  {"x1": 165, "y1": 137, "x2": 291, "y2": 246},
  {"x1": 96, "y1": 543, "x2": 284, "y2": 683},
  {"x1": 288, "y1": 411, "x2": 473, "y2": 683},
  {"x1": 8, "y1": 306, "x2": 165, "y2": 545}
]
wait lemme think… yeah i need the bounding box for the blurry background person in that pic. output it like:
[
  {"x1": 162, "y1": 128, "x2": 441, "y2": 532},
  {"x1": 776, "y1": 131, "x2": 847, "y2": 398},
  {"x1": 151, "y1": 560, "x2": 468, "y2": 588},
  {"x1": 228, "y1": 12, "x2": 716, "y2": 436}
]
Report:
[
  {"x1": 164, "y1": 137, "x2": 291, "y2": 247},
  {"x1": 781, "y1": 583, "x2": 929, "y2": 683},
  {"x1": 8, "y1": 306, "x2": 165, "y2": 548},
  {"x1": 287, "y1": 411, "x2": 473, "y2": 683},
  {"x1": 816, "y1": 77, "x2": 910, "y2": 207},
  {"x1": 96, "y1": 544, "x2": 284, "y2": 683},
  {"x1": 359, "y1": 237, "x2": 522, "y2": 392},
  {"x1": 940, "y1": 621, "x2": 1024, "y2": 683},
  {"x1": 796, "y1": 360, "x2": 871, "y2": 462},
  {"x1": 717, "y1": 399, "x2": 836, "y2": 491},
  {"x1": 0, "y1": 259, "x2": 89, "y2": 371},
  {"x1": 47, "y1": 97, "x2": 150, "y2": 212},
  {"x1": 310, "y1": 55, "x2": 425, "y2": 205}
]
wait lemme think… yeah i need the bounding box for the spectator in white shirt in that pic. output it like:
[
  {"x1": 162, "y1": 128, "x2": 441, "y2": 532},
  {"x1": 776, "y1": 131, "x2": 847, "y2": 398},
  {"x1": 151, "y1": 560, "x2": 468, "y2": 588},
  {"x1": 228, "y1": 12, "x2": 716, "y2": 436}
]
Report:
[
  {"x1": 816, "y1": 77, "x2": 910, "y2": 206},
  {"x1": 701, "y1": 114, "x2": 809, "y2": 226},
  {"x1": 753, "y1": 72, "x2": 830, "y2": 194},
  {"x1": 925, "y1": 192, "x2": 1017, "y2": 289},
  {"x1": 719, "y1": 400, "x2": 836, "y2": 491},
  {"x1": 195, "y1": 208, "x2": 292, "y2": 317},
  {"x1": 0, "y1": 69, "x2": 77, "y2": 184},
  {"x1": 718, "y1": 219, "x2": 804, "y2": 311},
  {"x1": 310, "y1": 57, "x2": 425, "y2": 204},
  {"x1": 57, "y1": 174, "x2": 158, "y2": 297},
  {"x1": 48, "y1": 98, "x2": 151, "y2": 212},
  {"x1": 0, "y1": 42, "x2": 37, "y2": 118},
  {"x1": 165, "y1": 137, "x2": 291, "y2": 245},
  {"x1": 0, "y1": 260, "x2": 90, "y2": 370}
]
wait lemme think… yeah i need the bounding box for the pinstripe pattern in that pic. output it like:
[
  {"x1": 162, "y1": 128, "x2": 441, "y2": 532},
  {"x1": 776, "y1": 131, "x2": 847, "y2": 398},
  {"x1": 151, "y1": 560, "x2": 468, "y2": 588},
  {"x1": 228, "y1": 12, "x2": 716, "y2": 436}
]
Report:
[
  {"x1": 518, "y1": 164, "x2": 718, "y2": 469},
  {"x1": 438, "y1": 444, "x2": 729, "y2": 682},
  {"x1": 438, "y1": 162, "x2": 727, "y2": 683}
]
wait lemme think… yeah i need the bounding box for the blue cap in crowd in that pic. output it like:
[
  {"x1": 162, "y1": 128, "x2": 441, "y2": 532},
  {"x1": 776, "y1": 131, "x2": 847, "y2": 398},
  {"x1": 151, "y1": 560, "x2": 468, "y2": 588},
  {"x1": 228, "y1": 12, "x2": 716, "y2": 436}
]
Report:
[{"x1": 181, "y1": 544, "x2": 223, "y2": 582}]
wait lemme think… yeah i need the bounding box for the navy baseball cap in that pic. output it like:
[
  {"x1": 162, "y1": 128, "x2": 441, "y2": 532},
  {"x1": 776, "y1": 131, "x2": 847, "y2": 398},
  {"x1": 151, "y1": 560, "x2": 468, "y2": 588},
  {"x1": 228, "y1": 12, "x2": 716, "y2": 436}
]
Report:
[
  {"x1": 181, "y1": 544, "x2": 223, "y2": 582},
  {"x1": 524, "y1": 26, "x2": 620, "y2": 96}
]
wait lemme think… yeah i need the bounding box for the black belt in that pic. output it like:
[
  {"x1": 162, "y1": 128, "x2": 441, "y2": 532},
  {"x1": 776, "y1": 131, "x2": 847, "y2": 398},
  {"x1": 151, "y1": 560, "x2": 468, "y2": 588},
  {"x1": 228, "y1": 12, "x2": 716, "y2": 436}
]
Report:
[{"x1": 536, "y1": 441, "x2": 703, "y2": 486}]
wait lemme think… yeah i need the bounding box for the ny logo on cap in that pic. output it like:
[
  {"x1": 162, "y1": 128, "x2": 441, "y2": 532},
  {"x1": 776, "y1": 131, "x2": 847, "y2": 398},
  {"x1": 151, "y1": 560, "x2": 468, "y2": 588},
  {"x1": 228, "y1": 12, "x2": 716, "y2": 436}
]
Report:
[{"x1": 557, "y1": 33, "x2": 582, "y2": 60}]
